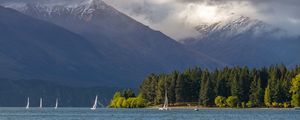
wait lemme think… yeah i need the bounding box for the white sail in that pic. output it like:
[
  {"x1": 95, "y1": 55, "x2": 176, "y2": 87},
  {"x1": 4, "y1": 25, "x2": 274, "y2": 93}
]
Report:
[
  {"x1": 26, "y1": 97, "x2": 30, "y2": 109},
  {"x1": 163, "y1": 92, "x2": 168, "y2": 109},
  {"x1": 90, "y1": 95, "x2": 98, "y2": 110},
  {"x1": 54, "y1": 98, "x2": 58, "y2": 109},
  {"x1": 40, "y1": 98, "x2": 43, "y2": 108},
  {"x1": 159, "y1": 91, "x2": 169, "y2": 110}
]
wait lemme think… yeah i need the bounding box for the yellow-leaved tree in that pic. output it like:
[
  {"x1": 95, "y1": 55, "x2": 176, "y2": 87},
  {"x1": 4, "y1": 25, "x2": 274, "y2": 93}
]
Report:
[{"x1": 290, "y1": 74, "x2": 300, "y2": 107}]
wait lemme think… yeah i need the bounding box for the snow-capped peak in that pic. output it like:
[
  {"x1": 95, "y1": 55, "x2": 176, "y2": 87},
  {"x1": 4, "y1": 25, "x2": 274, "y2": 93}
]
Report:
[
  {"x1": 86, "y1": 0, "x2": 106, "y2": 9},
  {"x1": 71, "y1": 0, "x2": 107, "y2": 14},
  {"x1": 3, "y1": 0, "x2": 111, "y2": 18},
  {"x1": 194, "y1": 16, "x2": 287, "y2": 40}
]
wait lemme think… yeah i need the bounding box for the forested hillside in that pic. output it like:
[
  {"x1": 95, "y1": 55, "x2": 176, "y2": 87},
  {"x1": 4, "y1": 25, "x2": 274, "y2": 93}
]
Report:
[{"x1": 136, "y1": 65, "x2": 300, "y2": 108}]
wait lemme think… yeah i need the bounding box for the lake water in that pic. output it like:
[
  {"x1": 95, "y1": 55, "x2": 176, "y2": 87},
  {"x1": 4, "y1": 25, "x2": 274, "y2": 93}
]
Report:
[{"x1": 0, "y1": 108, "x2": 299, "y2": 120}]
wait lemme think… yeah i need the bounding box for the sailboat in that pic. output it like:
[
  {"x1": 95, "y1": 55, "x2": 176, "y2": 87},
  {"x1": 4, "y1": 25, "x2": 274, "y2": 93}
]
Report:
[
  {"x1": 159, "y1": 91, "x2": 169, "y2": 110},
  {"x1": 90, "y1": 95, "x2": 98, "y2": 110},
  {"x1": 26, "y1": 97, "x2": 30, "y2": 109},
  {"x1": 194, "y1": 106, "x2": 199, "y2": 111},
  {"x1": 39, "y1": 98, "x2": 43, "y2": 108},
  {"x1": 54, "y1": 98, "x2": 58, "y2": 109}
]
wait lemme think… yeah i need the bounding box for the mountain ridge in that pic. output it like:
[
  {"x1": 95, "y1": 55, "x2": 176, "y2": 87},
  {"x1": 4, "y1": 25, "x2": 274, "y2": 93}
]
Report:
[
  {"x1": 1, "y1": 1, "x2": 223, "y2": 87},
  {"x1": 181, "y1": 16, "x2": 300, "y2": 67},
  {"x1": 0, "y1": 6, "x2": 115, "y2": 86}
]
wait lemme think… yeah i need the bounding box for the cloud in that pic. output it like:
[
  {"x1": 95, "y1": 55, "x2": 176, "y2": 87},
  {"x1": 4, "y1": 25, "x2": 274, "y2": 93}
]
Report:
[
  {"x1": 104, "y1": 0, "x2": 300, "y2": 40},
  {"x1": 1, "y1": 0, "x2": 299, "y2": 39}
]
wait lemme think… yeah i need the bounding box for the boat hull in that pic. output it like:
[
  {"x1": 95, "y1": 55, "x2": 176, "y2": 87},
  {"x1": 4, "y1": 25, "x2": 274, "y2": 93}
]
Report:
[{"x1": 158, "y1": 108, "x2": 170, "y2": 111}]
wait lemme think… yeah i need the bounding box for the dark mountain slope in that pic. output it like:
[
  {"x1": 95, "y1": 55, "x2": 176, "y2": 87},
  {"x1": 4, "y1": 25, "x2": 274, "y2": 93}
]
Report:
[
  {"x1": 0, "y1": 6, "x2": 119, "y2": 86},
  {"x1": 3, "y1": 0, "x2": 223, "y2": 87}
]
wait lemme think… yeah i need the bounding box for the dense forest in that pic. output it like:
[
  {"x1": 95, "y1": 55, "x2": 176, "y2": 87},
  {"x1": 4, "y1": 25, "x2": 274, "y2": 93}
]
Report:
[{"x1": 110, "y1": 65, "x2": 300, "y2": 108}]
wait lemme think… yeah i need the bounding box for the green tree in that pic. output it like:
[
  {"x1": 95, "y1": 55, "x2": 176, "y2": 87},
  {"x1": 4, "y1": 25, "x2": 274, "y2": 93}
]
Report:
[
  {"x1": 175, "y1": 74, "x2": 185, "y2": 102},
  {"x1": 122, "y1": 99, "x2": 128, "y2": 108},
  {"x1": 168, "y1": 71, "x2": 178, "y2": 104},
  {"x1": 136, "y1": 95, "x2": 148, "y2": 108},
  {"x1": 122, "y1": 89, "x2": 136, "y2": 99},
  {"x1": 230, "y1": 73, "x2": 242, "y2": 99},
  {"x1": 240, "y1": 67, "x2": 250, "y2": 102},
  {"x1": 139, "y1": 74, "x2": 158, "y2": 103},
  {"x1": 109, "y1": 92, "x2": 122, "y2": 108},
  {"x1": 155, "y1": 75, "x2": 166, "y2": 104},
  {"x1": 109, "y1": 92, "x2": 148, "y2": 108},
  {"x1": 249, "y1": 77, "x2": 263, "y2": 106},
  {"x1": 226, "y1": 96, "x2": 239, "y2": 108},
  {"x1": 268, "y1": 67, "x2": 281, "y2": 103},
  {"x1": 246, "y1": 101, "x2": 253, "y2": 108},
  {"x1": 117, "y1": 97, "x2": 126, "y2": 108},
  {"x1": 183, "y1": 68, "x2": 201, "y2": 102},
  {"x1": 215, "y1": 96, "x2": 226, "y2": 107},
  {"x1": 126, "y1": 98, "x2": 135, "y2": 108},
  {"x1": 264, "y1": 85, "x2": 271, "y2": 107},
  {"x1": 199, "y1": 70, "x2": 214, "y2": 106},
  {"x1": 290, "y1": 74, "x2": 300, "y2": 107},
  {"x1": 215, "y1": 75, "x2": 229, "y2": 97}
]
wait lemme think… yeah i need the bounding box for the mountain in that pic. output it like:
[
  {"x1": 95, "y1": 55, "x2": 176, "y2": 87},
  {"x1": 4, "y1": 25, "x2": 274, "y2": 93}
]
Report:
[
  {"x1": 181, "y1": 16, "x2": 300, "y2": 67},
  {"x1": 0, "y1": 6, "x2": 118, "y2": 85},
  {"x1": 1, "y1": 0, "x2": 222, "y2": 87}
]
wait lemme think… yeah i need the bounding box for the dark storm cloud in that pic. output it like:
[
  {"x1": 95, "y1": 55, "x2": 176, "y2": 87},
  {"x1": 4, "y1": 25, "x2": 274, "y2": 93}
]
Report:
[
  {"x1": 1, "y1": 0, "x2": 300, "y2": 39},
  {"x1": 103, "y1": 0, "x2": 300, "y2": 39}
]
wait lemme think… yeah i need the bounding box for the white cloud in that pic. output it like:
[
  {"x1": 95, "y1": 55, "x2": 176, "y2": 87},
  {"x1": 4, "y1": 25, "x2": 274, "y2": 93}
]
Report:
[
  {"x1": 104, "y1": 0, "x2": 300, "y2": 40},
  {"x1": 1, "y1": 0, "x2": 299, "y2": 39}
]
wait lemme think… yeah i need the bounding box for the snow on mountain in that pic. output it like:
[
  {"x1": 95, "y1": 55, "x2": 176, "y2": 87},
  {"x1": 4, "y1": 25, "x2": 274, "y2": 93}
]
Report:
[
  {"x1": 181, "y1": 16, "x2": 300, "y2": 67},
  {"x1": 186, "y1": 16, "x2": 287, "y2": 44},
  {"x1": 3, "y1": 0, "x2": 116, "y2": 20}
]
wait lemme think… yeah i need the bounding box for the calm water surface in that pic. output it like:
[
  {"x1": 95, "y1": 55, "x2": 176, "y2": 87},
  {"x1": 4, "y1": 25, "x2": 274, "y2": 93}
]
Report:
[{"x1": 0, "y1": 108, "x2": 299, "y2": 120}]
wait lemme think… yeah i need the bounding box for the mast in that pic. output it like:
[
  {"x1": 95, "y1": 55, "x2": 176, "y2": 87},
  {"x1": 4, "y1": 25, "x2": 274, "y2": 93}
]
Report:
[
  {"x1": 54, "y1": 98, "x2": 58, "y2": 109},
  {"x1": 40, "y1": 98, "x2": 42, "y2": 108},
  {"x1": 91, "y1": 95, "x2": 98, "y2": 110},
  {"x1": 159, "y1": 88, "x2": 169, "y2": 110},
  {"x1": 163, "y1": 91, "x2": 168, "y2": 109},
  {"x1": 26, "y1": 97, "x2": 30, "y2": 109}
]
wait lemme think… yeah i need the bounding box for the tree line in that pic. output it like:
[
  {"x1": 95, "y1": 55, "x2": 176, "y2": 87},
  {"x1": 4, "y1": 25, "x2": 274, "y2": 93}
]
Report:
[{"x1": 137, "y1": 65, "x2": 300, "y2": 108}]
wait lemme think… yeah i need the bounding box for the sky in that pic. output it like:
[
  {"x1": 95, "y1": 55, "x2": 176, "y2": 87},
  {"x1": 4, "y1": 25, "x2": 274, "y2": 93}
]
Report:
[
  {"x1": 103, "y1": 0, "x2": 300, "y2": 40},
  {"x1": 1, "y1": 0, "x2": 300, "y2": 40}
]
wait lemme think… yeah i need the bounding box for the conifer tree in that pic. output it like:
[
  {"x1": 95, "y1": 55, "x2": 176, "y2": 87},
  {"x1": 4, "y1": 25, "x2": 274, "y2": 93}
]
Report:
[
  {"x1": 155, "y1": 75, "x2": 166, "y2": 104},
  {"x1": 231, "y1": 73, "x2": 242, "y2": 100},
  {"x1": 201, "y1": 78, "x2": 214, "y2": 106},
  {"x1": 264, "y1": 85, "x2": 271, "y2": 107},
  {"x1": 249, "y1": 76, "x2": 263, "y2": 106},
  {"x1": 168, "y1": 72, "x2": 178, "y2": 104},
  {"x1": 175, "y1": 74, "x2": 185, "y2": 102},
  {"x1": 199, "y1": 70, "x2": 214, "y2": 106}
]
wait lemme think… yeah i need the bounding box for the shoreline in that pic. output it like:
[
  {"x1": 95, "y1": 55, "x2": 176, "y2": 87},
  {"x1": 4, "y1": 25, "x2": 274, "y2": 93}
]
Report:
[
  {"x1": 146, "y1": 106, "x2": 296, "y2": 110},
  {"x1": 0, "y1": 107, "x2": 296, "y2": 110}
]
